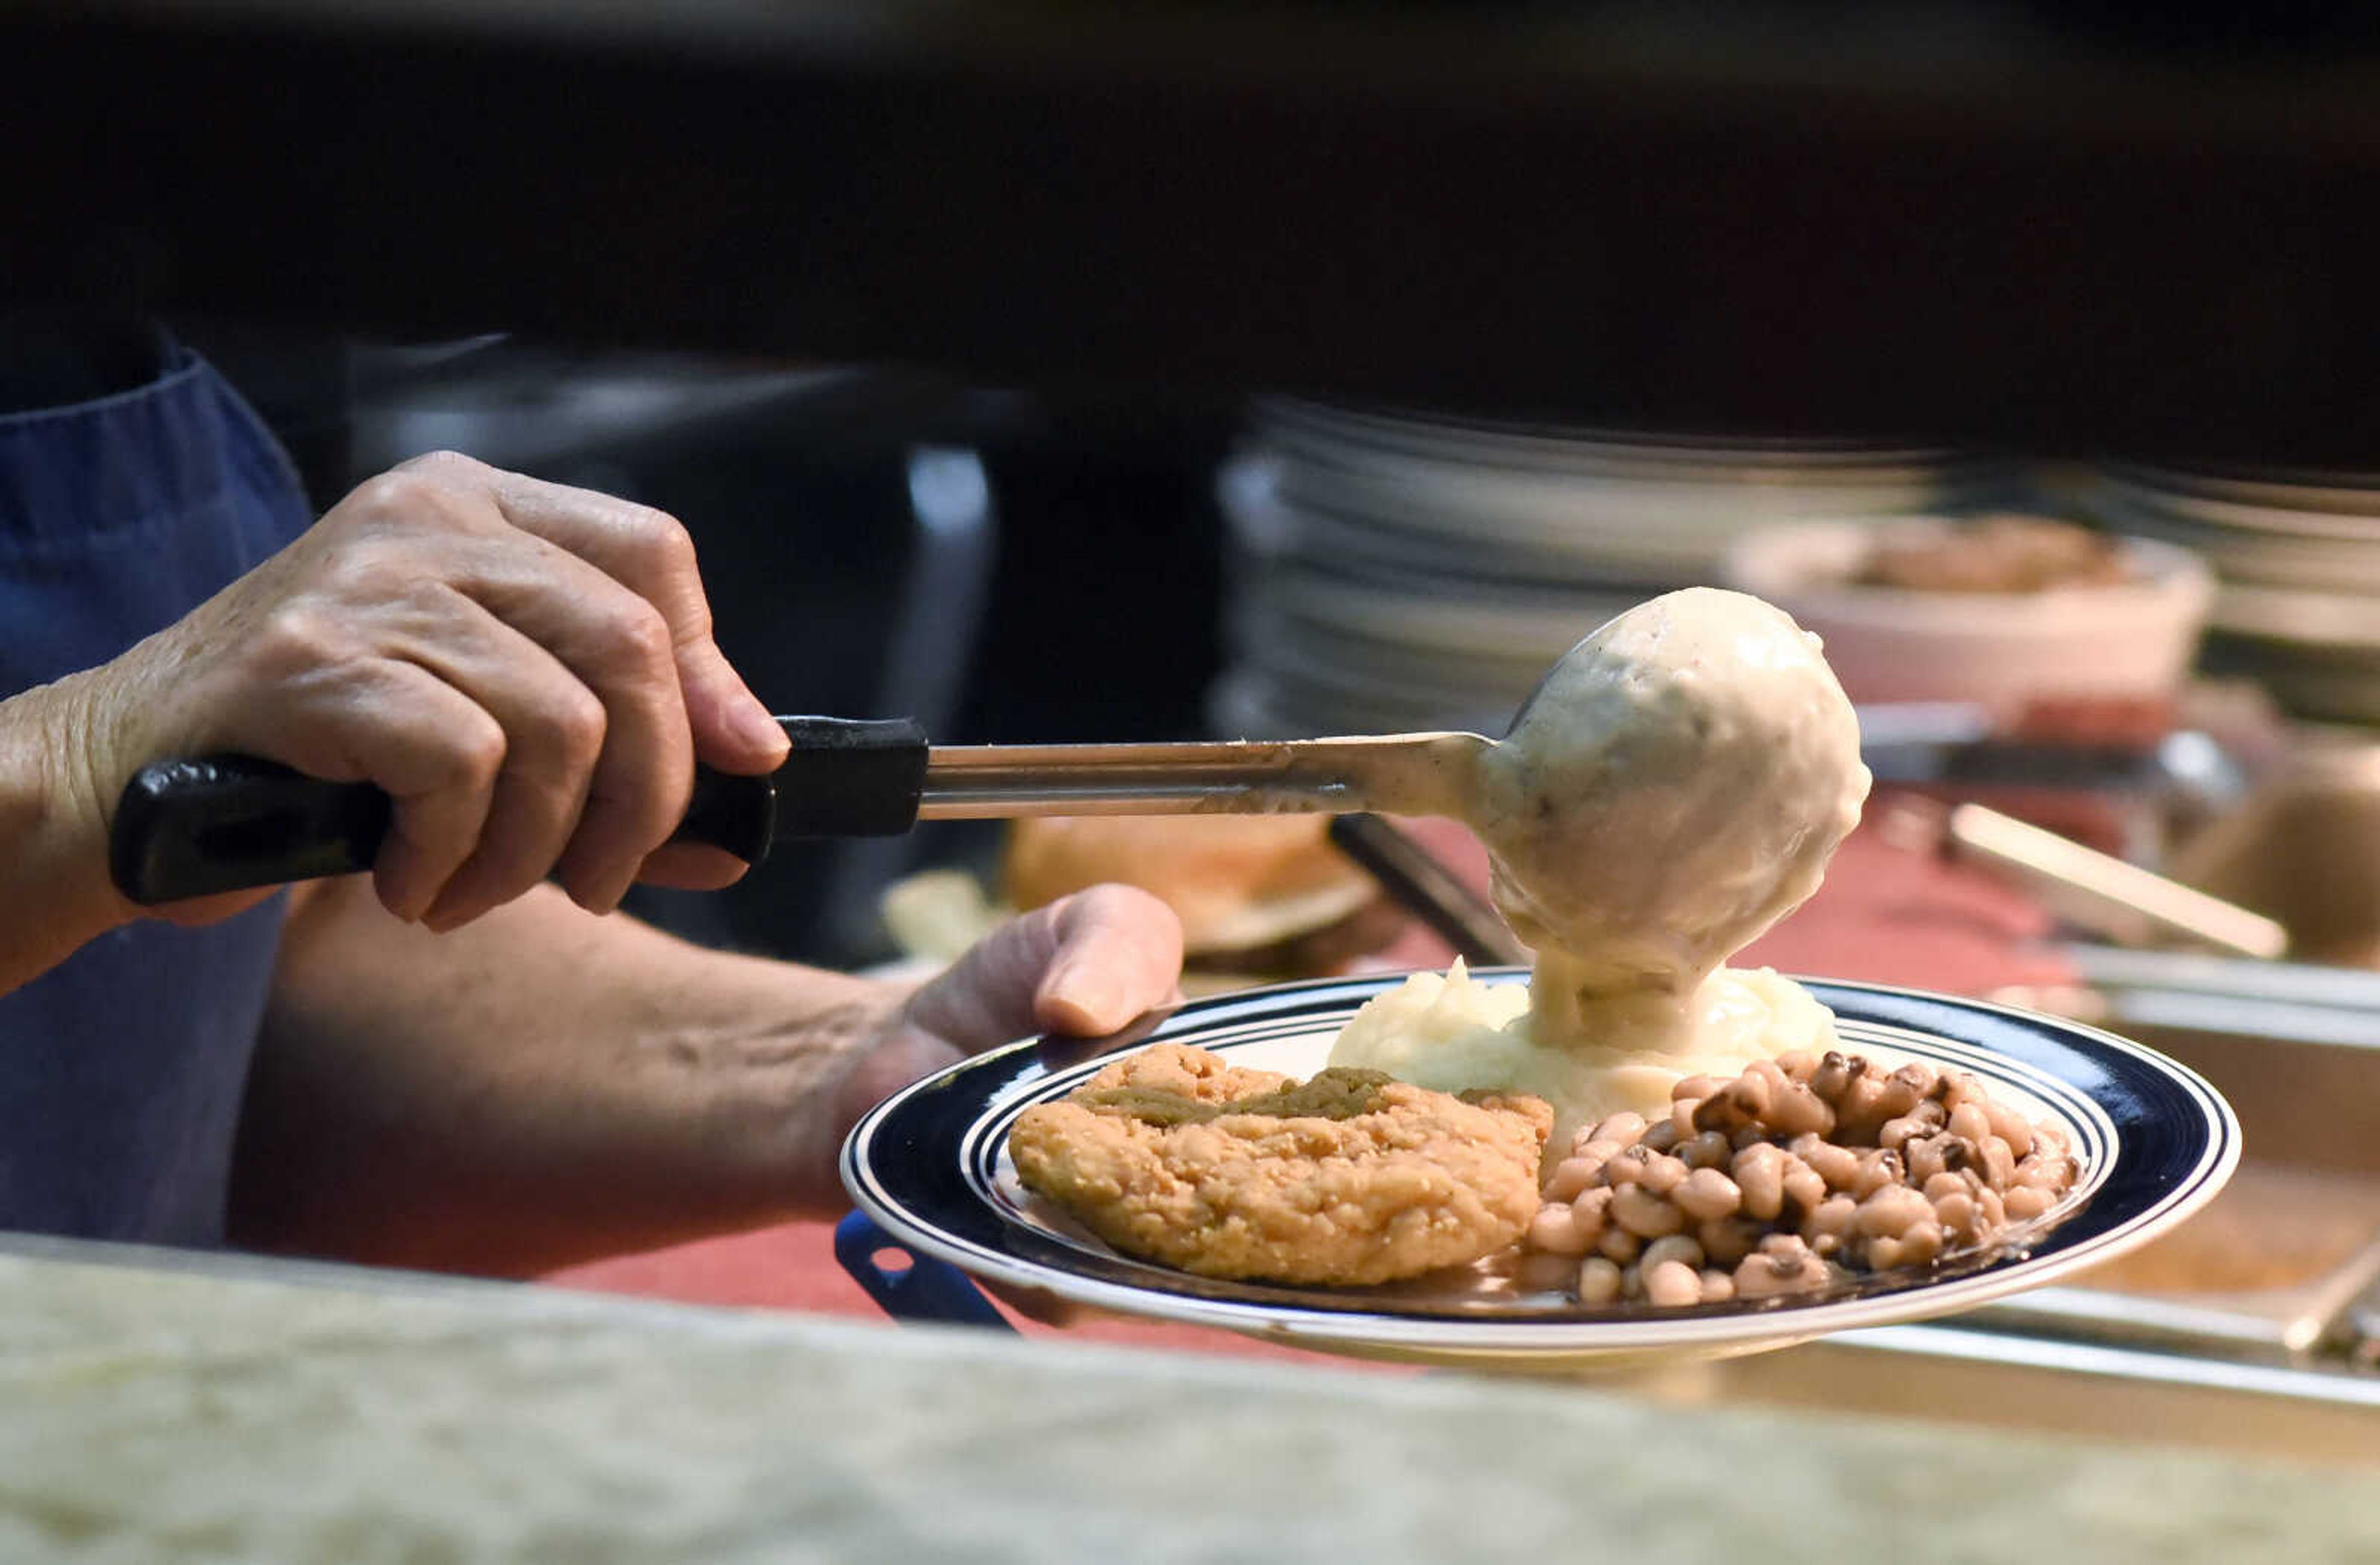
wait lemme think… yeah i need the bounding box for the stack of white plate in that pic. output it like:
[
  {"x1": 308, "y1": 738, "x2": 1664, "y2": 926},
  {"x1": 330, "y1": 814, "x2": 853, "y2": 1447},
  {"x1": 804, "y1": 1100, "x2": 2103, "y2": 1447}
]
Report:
[
  {"x1": 2091, "y1": 465, "x2": 2380, "y2": 725},
  {"x1": 1211, "y1": 398, "x2": 2006, "y2": 736}
]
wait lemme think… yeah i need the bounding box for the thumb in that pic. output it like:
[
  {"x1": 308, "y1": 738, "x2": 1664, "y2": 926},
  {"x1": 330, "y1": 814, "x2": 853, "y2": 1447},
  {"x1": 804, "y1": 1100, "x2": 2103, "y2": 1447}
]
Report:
[
  {"x1": 1033, "y1": 884, "x2": 1187, "y2": 1036},
  {"x1": 904, "y1": 884, "x2": 1184, "y2": 1054}
]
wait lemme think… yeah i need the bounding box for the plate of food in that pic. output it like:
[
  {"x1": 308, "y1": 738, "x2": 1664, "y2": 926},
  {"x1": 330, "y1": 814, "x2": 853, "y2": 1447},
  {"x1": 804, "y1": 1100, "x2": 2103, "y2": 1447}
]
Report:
[
  {"x1": 841, "y1": 967, "x2": 2236, "y2": 1369},
  {"x1": 848, "y1": 586, "x2": 2234, "y2": 1367}
]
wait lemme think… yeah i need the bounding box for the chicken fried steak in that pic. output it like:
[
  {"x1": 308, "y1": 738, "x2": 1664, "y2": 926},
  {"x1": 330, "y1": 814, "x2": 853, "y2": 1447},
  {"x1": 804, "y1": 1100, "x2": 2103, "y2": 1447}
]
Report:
[{"x1": 1010, "y1": 1043, "x2": 1552, "y2": 1286}]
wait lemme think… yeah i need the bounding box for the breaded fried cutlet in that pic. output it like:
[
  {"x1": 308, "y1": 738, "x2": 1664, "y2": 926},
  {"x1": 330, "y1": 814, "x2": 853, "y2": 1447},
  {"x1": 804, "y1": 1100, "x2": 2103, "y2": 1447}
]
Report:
[{"x1": 1010, "y1": 1043, "x2": 1553, "y2": 1286}]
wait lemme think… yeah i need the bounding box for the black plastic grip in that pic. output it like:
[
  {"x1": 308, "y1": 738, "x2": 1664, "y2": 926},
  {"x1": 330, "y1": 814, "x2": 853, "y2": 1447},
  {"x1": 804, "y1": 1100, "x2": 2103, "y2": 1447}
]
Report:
[
  {"x1": 767, "y1": 716, "x2": 929, "y2": 837},
  {"x1": 111, "y1": 755, "x2": 392, "y2": 905},
  {"x1": 106, "y1": 716, "x2": 929, "y2": 906}
]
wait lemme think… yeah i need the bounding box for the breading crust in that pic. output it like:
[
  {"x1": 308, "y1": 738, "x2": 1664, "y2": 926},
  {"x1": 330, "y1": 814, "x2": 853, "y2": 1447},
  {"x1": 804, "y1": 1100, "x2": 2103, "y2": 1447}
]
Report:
[{"x1": 1010, "y1": 1043, "x2": 1553, "y2": 1287}]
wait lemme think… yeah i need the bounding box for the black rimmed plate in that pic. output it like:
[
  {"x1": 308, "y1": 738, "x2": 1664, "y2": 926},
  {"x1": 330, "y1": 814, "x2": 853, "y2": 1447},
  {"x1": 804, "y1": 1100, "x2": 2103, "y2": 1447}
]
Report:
[{"x1": 841, "y1": 971, "x2": 2239, "y2": 1369}]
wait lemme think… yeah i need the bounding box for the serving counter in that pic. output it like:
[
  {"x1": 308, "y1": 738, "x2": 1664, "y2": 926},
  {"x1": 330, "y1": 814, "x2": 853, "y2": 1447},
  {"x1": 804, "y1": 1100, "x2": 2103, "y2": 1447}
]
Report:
[{"x1": 2, "y1": 1234, "x2": 2376, "y2": 1562}]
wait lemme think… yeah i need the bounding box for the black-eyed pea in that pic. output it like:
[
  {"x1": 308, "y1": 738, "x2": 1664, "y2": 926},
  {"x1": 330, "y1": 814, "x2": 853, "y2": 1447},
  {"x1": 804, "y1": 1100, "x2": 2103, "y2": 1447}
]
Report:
[
  {"x1": 1854, "y1": 1183, "x2": 1934, "y2": 1239},
  {"x1": 1734, "y1": 1244, "x2": 1830, "y2": 1299},
  {"x1": 1921, "y1": 1170, "x2": 1973, "y2": 1204},
  {"x1": 1697, "y1": 1215, "x2": 1763, "y2": 1268},
  {"x1": 1639, "y1": 1233, "x2": 1706, "y2": 1274},
  {"x1": 1980, "y1": 1135, "x2": 2017, "y2": 1190},
  {"x1": 1670, "y1": 1098, "x2": 1702, "y2": 1139},
  {"x1": 1578, "y1": 1136, "x2": 1630, "y2": 1165},
  {"x1": 1766, "y1": 1083, "x2": 1836, "y2": 1139},
  {"x1": 1577, "y1": 1256, "x2": 1624, "y2": 1305},
  {"x1": 1672, "y1": 1074, "x2": 1727, "y2": 1104},
  {"x1": 1947, "y1": 1101, "x2": 1991, "y2": 1145},
  {"x1": 1872, "y1": 1072, "x2": 1923, "y2": 1121},
  {"x1": 1590, "y1": 1111, "x2": 1648, "y2": 1146},
  {"x1": 1544, "y1": 1157, "x2": 1600, "y2": 1203},
  {"x1": 1866, "y1": 1218, "x2": 1944, "y2": 1272},
  {"x1": 1680, "y1": 1129, "x2": 1734, "y2": 1170},
  {"x1": 1610, "y1": 1183, "x2": 1686, "y2": 1239},
  {"x1": 1598, "y1": 1223, "x2": 1643, "y2": 1264},
  {"x1": 1673, "y1": 1166, "x2": 1744, "y2": 1222},
  {"x1": 1940, "y1": 1071, "x2": 1983, "y2": 1113},
  {"x1": 1797, "y1": 1137, "x2": 1861, "y2": 1191},
  {"x1": 2012, "y1": 1152, "x2": 2067, "y2": 1191},
  {"x1": 1691, "y1": 1084, "x2": 1756, "y2": 1136},
  {"x1": 1516, "y1": 1250, "x2": 1578, "y2": 1292},
  {"x1": 2032, "y1": 1120, "x2": 2071, "y2": 1158},
  {"x1": 1730, "y1": 1123, "x2": 1770, "y2": 1151},
  {"x1": 1732, "y1": 1142, "x2": 1787, "y2": 1221},
  {"x1": 1933, "y1": 1189, "x2": 1983, "y2": 1245},
  {"x1": 1850, "y1": 1148, "x2": 1905, "y2": 1200},
  {"x1": 1976, "y1": 1183, "x2": 2007, "y2": 1230},
  {"x1": 1528, "y1": 1202, "x2": 1592, "y2": 1256},
  {"x1": 1981, "y1": 1099, "x2": 2034, "y2": 1158},
  {"x1": 1639, "y1": 1152, "x2": 1690, "y2": 1197},
  {"x1": 2004, "y1": 1184, "x2": 2058, "y2": 1222},
  {"x1": 1809, "y1": 1051, "x2": 1855, "y2": 1103},
  {"x1": 1621, "y1": 1262, "x2": 1646, "y2": 1300},
  {"x1": 1745, "y1": 1057, "x2": 1791, "y2": 1098},
  {"x1": 1699, "y1": 1267, "x2": 1736, "y2": 1303},
  {"x1": 1890, "y1": 1060, "x2": 1941, "y2": 1103},
  {"x1": 1643, "y1": 1258, "x2": 1704, "y2": 1307},
  {"x1": 1906, "y1": 1132, "x2": 1972, "y2": 1188},
  {"x1": 1899, "y1": 1219, "x2": 1944, "y2": 1265},
  {"x1": 1569, "y1": 1186, "x2": 1613, "y2": 1249},
  {"x1": 1780, "y1": 1156, "x2": 1827, "y2": 1217},
  {"x1": 1879, "y1": 1113, "x2": 1932, "y2": 1152},
  {"x1": 1834, "y1": 1074, "x2": 1890, "y2": 1143},
  {"x1": 1603, "y1": 1145, "x2": 1653, "y2": 1186},
  {"x1": 1802, "y1": 1192, "x2": 1860, "y2": 1251},
  {"x1": 1776, "y1": 1051, "x2": 1819, "y2": 1083},
  {"x1": 1641, "y1": 1119, "x2": 1682, "y2": 1153}
]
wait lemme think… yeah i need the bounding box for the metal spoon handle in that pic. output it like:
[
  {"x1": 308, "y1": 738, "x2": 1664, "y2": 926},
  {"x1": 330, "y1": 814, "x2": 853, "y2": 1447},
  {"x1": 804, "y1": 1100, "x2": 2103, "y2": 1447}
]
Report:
[{"x1": 915, "y1": 733, "x2": 1486, "y2": 820}]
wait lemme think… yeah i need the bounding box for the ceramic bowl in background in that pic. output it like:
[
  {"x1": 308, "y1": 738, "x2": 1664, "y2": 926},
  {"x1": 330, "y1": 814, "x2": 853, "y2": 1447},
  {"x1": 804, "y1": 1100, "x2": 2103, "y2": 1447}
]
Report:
[{"x1": 1724, "y1": 519, "x2": 2213, "y2": 712}]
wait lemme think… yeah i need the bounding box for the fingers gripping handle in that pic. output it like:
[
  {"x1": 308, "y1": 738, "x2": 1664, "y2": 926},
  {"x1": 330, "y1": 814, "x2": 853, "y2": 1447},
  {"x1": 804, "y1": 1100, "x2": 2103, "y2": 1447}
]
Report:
[{"x1": 107, "y1": 717, "x2": 930, "y2": 906}]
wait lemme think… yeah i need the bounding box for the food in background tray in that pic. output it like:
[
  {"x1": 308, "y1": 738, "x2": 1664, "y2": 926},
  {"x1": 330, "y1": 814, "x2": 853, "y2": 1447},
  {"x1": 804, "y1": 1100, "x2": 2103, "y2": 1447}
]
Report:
[{"x1": 1854, "y1": 514, "x2": 2131, "y2": 593}]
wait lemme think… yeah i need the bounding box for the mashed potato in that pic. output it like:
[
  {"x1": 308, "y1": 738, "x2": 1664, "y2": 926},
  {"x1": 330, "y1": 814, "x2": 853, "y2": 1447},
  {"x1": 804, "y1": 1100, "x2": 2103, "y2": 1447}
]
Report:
[{"x1": 1328, "y1": 959, "x2": 1840, "y2": 1148}]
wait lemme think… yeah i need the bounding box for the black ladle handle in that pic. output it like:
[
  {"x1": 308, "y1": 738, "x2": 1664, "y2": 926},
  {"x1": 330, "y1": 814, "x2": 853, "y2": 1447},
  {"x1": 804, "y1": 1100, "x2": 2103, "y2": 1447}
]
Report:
[{"x1": 107, "y1": 716, "x2": 928, "y2": 906}]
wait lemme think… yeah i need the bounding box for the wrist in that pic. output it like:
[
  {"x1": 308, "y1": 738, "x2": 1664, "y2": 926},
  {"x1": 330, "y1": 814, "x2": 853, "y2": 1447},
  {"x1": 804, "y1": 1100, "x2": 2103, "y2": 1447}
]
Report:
[{"x1": 0, "y1": 672, "x2": 143, "y2": 990}]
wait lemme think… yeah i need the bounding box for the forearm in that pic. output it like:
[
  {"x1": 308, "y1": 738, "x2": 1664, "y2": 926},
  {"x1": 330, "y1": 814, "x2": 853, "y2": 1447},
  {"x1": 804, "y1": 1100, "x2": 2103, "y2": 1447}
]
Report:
[
  {"x1": 231, "y1": 878, "x2": 908, "y2": 1276},
  {"x1": 0, "y1": 674, "x2": 141, "y2": 995}
]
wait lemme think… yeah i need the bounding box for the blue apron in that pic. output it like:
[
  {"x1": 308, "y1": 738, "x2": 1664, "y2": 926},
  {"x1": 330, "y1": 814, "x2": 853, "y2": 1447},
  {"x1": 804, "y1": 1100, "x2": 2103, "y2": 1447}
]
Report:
[{"x1": 0, "y1": 345, "x2": 314, "y2": 1246}]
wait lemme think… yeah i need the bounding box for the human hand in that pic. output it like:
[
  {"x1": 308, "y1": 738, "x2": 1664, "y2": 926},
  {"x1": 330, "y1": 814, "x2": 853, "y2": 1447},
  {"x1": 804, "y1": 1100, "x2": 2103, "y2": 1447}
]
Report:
[
  {"x1": 66, "y1": 451, "x2": 788, "y2": 931},
  {"x1": 831, "y1": 884, "x2": 1186, "y2": 1136},
  {"x1": 819, "y1": 883, "x2": 1181, "y2": 1326}
]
